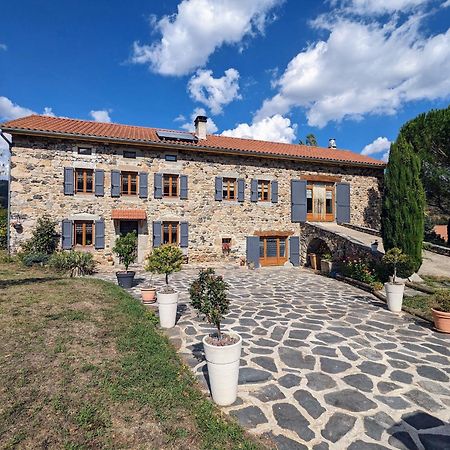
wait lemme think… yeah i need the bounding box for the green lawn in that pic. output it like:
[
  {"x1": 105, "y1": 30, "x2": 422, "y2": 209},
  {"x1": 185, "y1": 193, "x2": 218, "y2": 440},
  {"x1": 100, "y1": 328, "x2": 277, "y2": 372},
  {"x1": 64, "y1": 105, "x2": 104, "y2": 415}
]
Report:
[{"x1": 0, "y1": 261, "x2": 267, "y2": 450}]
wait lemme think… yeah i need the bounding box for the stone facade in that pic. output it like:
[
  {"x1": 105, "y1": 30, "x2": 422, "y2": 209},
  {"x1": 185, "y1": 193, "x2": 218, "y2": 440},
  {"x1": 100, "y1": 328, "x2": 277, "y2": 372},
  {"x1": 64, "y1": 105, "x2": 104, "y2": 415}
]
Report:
[{"x1": 9, "y1": 136, "x2": 383, "y2": 265}]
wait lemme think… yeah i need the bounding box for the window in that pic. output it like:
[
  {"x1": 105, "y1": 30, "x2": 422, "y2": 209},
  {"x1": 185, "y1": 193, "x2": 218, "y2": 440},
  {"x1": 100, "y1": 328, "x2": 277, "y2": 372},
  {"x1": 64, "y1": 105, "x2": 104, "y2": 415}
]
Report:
[
  {"x1": 75, "y1": 168, "x2": 94, "y2": 194},
  {"x1": 165, "y1": 154, "x2": 177, "y2": 162},
  {"x1": 307, "y1": 188, "x2": 313, "y2": 213},
  {"x1": 121, "y1": 172, "x2": 138, "y2": 195},
  {"x1": 222, "y1": 178, "x2": 236, "y2": 200},
  {"x1": 123, "y1": 150, "x2": 136, "y2": 159},
  {"x1": 162, "y1": 222, "x2": 179, "y2": 245},
  {"x1": 163, "y1": 174, "x2": 179, "y2": 197},
  {"x1": 306, "y1": 182, "x2": 335, "y2": 221},
  {"x1": 78, "y1": 147, "x2": 92, "y2": 156},
  {"x1": 258, "y1": 180, "x2": 271, "y2": 202},
  {"x1": 74, "y1": 221, "x2": 93, "y2": 246},
  {"x1": 222, "y1": 238, "x2": 231, "y2": 255}
]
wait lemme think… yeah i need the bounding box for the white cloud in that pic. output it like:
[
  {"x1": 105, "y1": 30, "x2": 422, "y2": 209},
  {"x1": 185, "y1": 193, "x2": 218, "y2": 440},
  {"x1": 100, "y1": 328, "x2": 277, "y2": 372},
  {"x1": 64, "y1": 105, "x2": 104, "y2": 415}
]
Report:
[
  {"x1": 0, "y1": 44, "x2": 7, "y2": 51},
  {"x1": 221, "y1": 114, "x2": 297, "y2": 143},
  {"x1": 442, "y1": 0, "x2": 450, "y2": 7},
  {"x1": 180, "y1": 107, "x2": 218, "y2": 134},
  {"x1": 131, "y1": 0, "x2": 283, "y2": 75},
  {"x1": 334, "y1": 0, "x2": 431, "y2": 15},
  {"x1": 362, "y1": 136, "x2": 391, "y2": 155},
  {"x1": 188, "y1": 68, "x2": 241, "y2": 114},
  {"x1": 174, "y1": 114, "x2": 186, "y2": 123},
  {"x1": 89, "y1": 109, "x2": 112, "y2": 123},
  {"x1": 0, "y1": 96, "x2": 35, "y2": 121},
  {"x1": 43, "y1": 107, "x2": 55, "y2": 117},
  {"x1": 256, "y1": 15, "x2": 450, "y2": 127}
]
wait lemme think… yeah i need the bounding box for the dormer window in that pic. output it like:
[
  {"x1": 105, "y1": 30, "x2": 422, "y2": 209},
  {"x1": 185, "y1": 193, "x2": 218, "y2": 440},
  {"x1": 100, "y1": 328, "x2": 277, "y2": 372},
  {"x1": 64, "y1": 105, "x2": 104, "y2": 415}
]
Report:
[{"x1": 77, "y1": 147, "x2": 92, "y2": 156}]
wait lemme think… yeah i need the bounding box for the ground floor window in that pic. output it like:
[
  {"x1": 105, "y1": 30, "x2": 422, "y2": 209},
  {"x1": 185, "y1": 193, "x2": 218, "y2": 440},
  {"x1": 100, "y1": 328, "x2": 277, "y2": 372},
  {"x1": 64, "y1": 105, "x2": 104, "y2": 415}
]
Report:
[
  {"x1": 162, "y1": 222, "x2": 179, "y2": 245},
  {"x1": 74, "y1": 221, "x2": 93, "y2": 246},
  {"x1": 259, "y1": 236, "x2": 287, "y2": 266},
  {"x1": 307, "y1": 182, "x2": 335, "y2": 222}
]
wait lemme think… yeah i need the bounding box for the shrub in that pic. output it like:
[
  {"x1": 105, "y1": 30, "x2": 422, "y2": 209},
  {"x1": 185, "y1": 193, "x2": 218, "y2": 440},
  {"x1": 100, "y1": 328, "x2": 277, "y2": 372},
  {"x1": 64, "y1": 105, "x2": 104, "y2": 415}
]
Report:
[
  {"x1": 382, "y1": 248, "x2": 409, "y2": 283},
  {"x1": 190, "y1": 268, "x2": 229, "y2": 339},
  {"x1": 113, "y1": 232, "x2": 137, "y2": 271},
  {"x1": 145, "y1": 244, "x2": 183, "y2": 285},
  {"x1": 431, "y1": 290, "x2": 450, "y2": 313},
  {"x1": 342, "y1": 258, "x2": 377, "y2": 285},
  {"x1": 371, "y1": 281, "x2": 384, "y2": 291},
  {"x1": 21, "y1": 252, "x2": 50, "y2": 267},
  {"x1": 0, "y1": 208, "x2": 7, "y2": 250},
  {"x1": 49, "y1": 251, "x2": 96, "y2": 277},
  {"x1": 21, "y1": 215, "x2": 58, "y2": 255}
]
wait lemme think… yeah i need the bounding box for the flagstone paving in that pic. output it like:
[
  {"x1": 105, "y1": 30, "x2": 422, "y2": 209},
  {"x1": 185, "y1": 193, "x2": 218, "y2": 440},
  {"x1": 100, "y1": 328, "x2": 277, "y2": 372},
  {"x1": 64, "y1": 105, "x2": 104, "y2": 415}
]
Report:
[{"x1": 97, "y1": 267, "x2": 450, "y2": 450}]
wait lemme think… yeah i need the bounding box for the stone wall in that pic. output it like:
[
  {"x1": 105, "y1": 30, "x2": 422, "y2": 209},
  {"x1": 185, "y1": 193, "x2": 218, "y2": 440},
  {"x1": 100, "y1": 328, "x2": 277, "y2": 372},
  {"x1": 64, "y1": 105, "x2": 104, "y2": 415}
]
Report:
[{"x1": 9, "y1": 136, "x2": 383, "y2": 264}]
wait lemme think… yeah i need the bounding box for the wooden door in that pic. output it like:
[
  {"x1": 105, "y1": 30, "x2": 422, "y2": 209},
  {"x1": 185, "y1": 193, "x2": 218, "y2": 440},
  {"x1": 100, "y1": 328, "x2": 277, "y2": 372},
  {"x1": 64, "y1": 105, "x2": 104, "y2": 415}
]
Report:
[{"x1": 259, "y1": 236, "x2": 288, "y2": 266}]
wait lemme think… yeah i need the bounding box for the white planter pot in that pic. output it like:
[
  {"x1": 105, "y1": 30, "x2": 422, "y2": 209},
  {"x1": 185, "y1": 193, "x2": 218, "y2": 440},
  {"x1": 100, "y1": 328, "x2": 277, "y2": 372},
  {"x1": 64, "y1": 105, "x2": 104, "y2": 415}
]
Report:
[
  {"x1": 384, "y1": 282, "x2": 405, "y2": 312},
  {"x1": 203, "y1": 333, "x2": 242, "y2": 406},
  {"x1": 157, "y1": 291, "x2": 179, "y2": 328}
]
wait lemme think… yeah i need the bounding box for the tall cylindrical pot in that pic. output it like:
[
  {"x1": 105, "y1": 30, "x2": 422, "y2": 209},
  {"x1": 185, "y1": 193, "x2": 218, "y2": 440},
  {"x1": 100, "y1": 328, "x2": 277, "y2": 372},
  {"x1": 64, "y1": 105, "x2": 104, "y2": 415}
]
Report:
[
  {"x1": 157, "y1": 291, "x2": 179, "y2": 328},
  {"x1": 384, "y1": 282, "x2": 405, "y2": 312},
  {"x1": 203, "y1": 334, "x2": 242, "y2": 406}
]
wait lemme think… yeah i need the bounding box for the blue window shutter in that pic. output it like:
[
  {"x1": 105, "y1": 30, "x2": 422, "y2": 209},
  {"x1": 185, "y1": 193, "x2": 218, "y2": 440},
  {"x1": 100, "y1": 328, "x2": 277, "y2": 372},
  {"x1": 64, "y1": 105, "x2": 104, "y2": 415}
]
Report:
[
  {"x1": 238, "y1": 179, "x2": 245, "y2": 202},
  {"x1": 95, "y1": 219, "x2": 105, "y2": 249},
  {"x1": 153, "y1": 221, "x2": 162, "y2": 247},
  {"x1": 180, "y1": 175, "x2": 188, "y2": 199},
  {"x1": 246, "y1": 236, "x2": 260, "y2": 268},
  {"x1": 139, "y1": 172, "x2": 148, "y2": 198},
  {"x1": 111, "y1": 170, "x2": 120, "y2": 197},
  {"x1": 215, "y1": 177, "x2": 223, "y2": 201},
  {"x1": 291, "y1": 179, "x2": 307, "y2": 223},
  {"x1": 64, "y1": 167, "x2": 74, "y2": 195},
  {"x1": 180, "y1": 222, "x2": 188, "y2": 248},
  {"x1": 336, "y1": 182, "x2": 351, "y2": 223},
  {"x1": 61, "y1": 219, "x2": 73, "y2": 249},
  {"x1": 154, "y1": 173, "x2": 163, "y2": 199},
  {"x1": 271, "y1": 180, "x2": 279, "y2": 203},
  {"x1": 250, "y1": 179, "x2": 258, "y2": 202},
  {"x1": 289, "y1": 236, "x2": 300, "y2": 266},
  {"x1": 94, "y1": 170, "x2": 104, "y2": 197}
]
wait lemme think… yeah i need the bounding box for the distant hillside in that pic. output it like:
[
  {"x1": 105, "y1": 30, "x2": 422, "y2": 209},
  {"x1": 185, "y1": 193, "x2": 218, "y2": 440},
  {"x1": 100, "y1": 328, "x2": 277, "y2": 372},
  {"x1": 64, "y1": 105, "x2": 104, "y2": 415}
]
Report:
[{"x1": 0, "y1": 179, "x2": 8, "y2": 209}]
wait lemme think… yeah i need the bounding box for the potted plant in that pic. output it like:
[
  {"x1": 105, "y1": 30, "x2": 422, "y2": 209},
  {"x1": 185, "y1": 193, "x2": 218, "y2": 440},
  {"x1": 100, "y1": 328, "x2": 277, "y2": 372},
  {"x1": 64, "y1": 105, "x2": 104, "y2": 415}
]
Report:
[
  {"x1": 113, "y1": 232, "x2": 138, "y2": 289},
  {"x1": 190, "y1": 268, "x2": 241, "y2": 406},
  {"x1": 320, "y1": 253, "x2": 333, "y2": 274},
  {"x1": 141, "y1": 278, "x2": 157, "y2": 305},
  {"x1": 145, "y1": 244, "x2": 183, "y2": 328},
  {"x1": 382, "y1": 248, "x2": 408, "y2": 312},
  {"x1": 431, "y1": 290, "x2": 450, "y2": 333}
]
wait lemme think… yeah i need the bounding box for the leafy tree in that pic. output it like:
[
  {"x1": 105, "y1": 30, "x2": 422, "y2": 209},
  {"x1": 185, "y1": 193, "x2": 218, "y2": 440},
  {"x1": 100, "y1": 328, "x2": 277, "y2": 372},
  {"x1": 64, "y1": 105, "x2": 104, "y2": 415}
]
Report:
[
  {"x1": 22, "y1": 215, "x2": 58, "y2": 255},
  {"x1": 189, "y1": 268, "x2": 229, "y2": 339},
  {"x1": 145, "y1": 244, "x2": 183, "y2": 285},
  {"x1": 306, "y1": 134, "x2": 318, "y2": 146},
  {"x1": 382, "y1": 248, "x2": 408, "y2": 283},
  {"x1": 381, "y1": 135, "x2": 425, "y2": 271},
  {"x1": 113, "y1": 232, "x2": 137, "y2": 271}
]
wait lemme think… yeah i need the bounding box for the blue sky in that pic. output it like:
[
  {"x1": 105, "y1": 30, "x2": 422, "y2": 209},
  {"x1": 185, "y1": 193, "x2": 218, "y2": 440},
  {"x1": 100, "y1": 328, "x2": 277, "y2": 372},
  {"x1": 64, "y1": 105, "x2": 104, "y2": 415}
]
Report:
[{"x1": 1, "y1": 0, "x2": 450, "y2": 170}]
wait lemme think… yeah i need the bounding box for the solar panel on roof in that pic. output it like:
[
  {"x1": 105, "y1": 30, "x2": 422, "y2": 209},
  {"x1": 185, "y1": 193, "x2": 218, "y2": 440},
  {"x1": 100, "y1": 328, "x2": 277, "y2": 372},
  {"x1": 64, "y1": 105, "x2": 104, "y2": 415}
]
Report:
[{"x1": 156, "y1": 130, "x2": 197, "y2": 142}]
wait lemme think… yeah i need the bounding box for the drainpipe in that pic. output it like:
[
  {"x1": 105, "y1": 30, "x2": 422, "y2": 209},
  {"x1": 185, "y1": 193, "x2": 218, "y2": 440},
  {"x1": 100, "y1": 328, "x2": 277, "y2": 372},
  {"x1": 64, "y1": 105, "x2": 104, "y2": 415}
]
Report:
[{"x1": 0, "y1": 131, "x2": 12, "y2": 255}]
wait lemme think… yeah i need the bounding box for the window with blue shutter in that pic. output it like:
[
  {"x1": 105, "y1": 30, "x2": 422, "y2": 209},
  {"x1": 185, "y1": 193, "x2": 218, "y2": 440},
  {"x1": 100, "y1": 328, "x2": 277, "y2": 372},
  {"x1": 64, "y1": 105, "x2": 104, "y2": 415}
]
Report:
[
  {"x1": 95, "y1": 219, "x2": 105, "y2": 249},
  {"x1": 237, "y1": 179, "x2": 245, "y2": 202},
  {"x1": 61, "y1": 219, "x2": 73, "y2": 249},
  {"x1": 246, "y1": 236, "x2": 260, "y2": 268},
  {"x1": 94, "y1": 170, "x2": 104, "y2": 196},
  {"x1": 64, "y1": 167, "x2": 74, "y2": 195},
  {"x1": 336, "y1": 182, "x2": 351, "y2": 223},
  {"x1": 289, "y1": 236, "x2": 300, "y2": 266},
  {"x1": 271, "y1": 180, "x2": 279, "y2": 203},
  {"x1": 111, "y1": 170, "x2": 120, "y2": 197},
  {"x1": 291, "y1": 179, "x2": 307, "y2": 222},
  {"x1": 139, "y1": 172, "x2": 148, "y2": 198},
  {"x1": 180, "y1": 222, "x2": 188, "y2": 248},
  {"x1": 154, "y1": 173, "x2": 163, "y2": 199},
  {"x1": 250, "y1": 179, "x2": 258, "y2": 202},
  {"x1": 153, "y1": 221, "x2": 162, "y2": 247},
  {"x1": 180, "y1": 175, "x2": 188, "y2": 199},
  {"x1": 215, "y1": 177, "x2": 223, "y2": 201}
]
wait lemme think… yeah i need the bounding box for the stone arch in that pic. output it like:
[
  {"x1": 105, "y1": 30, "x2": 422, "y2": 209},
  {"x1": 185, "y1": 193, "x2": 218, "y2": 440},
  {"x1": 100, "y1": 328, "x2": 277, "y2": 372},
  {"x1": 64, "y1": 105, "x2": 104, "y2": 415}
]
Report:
[{"x1": 302, "y1": 235, "x2": 336, "y2": 266}]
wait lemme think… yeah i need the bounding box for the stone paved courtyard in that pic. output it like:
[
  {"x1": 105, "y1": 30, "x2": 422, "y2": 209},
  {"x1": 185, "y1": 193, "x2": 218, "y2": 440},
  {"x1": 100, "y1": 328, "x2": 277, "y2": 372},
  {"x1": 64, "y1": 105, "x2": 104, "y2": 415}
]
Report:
[{"x1": 97, "y1": 267, "x2": 450, "y2": 450}]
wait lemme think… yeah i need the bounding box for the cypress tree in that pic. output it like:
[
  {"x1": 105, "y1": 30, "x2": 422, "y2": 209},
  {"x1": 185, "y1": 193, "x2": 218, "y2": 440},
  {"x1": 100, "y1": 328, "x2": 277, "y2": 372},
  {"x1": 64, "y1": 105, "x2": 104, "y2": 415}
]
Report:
[{"x1": 381, "y1": 134, "x2": 425, "y2": 272}]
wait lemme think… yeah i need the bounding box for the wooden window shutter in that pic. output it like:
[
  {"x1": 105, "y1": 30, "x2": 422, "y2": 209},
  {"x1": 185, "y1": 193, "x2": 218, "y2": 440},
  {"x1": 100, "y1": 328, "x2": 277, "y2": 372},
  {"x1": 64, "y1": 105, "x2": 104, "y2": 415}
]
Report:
[
  {"x1": 139, "y1": 172, "x2": 148, "y2": 199},
  {"x1": 289, "y1": 236, "x2": 300, "y2": 266},
  {"x1": 111, "y1": 170, "x2": 120, "y2": 197},
  {"x1": 250, "y1": 179, "x2": 258, "y2": 202},
  {"x1": 246, "y1": 236, "x2": 260, "y2": 269},
  {"x1": 237, "y1": 179, "x2": 245, "y2": 203},
  {"x1": 291, "y1": 179, "x2": 307, "y2": 223},
  {"x1": 154, "y1": 173, "x2": 163, "y2": 199},
  {"x1": 215, "y1": 177, "x2": 223, "y2": 201},
  {"x1": 64, "y1": 167, "x2": 74, "y2": 195},
  {"x1": 61, "y1": 219, "x2": 73, "y2": 249},
  {"x1": 94, "y1": 169, "x2": 104, "y2": 197},
  {"x1": 271, "y1": 180, "x2": 279, "y2": 203},
  {"x1": 336, "y1": 182, "x2": 351, "y2": 224},
  {"x1": 180, "y1": 222, "x2": 188, "y2": 248},
  {"x1": 180, "y1": 175, "x2": 188, "y2": 199},
  {"x1": 95, "y1": 219, "x2": 105, "y2": 249},
  {"x1": 152, "y1": 221, "x2": 162, "y2": 247}
]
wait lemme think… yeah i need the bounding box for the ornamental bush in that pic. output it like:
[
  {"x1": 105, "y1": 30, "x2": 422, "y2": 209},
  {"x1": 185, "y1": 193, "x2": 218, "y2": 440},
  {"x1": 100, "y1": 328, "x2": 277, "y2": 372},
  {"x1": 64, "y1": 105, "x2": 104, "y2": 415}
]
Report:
[
  {"x1": 431, "y1": 290, "x2": 450, "y2": 313},
  {"x1": 21, "y1": 215, "x2": 58, "y2": 255},
  {"x1": 342, "y1": 258, "x2": 377, "y2": 285},
  {"x1": 145, "y1": 244, "x2": 183, "y2": 285},
  {"x1": 382, "y1": 248, "x2": 409, "y2": 283},
  {"x1": 49, "y1": 251, "x2": 96, "y2": 277},
  {"x1": 189, "y1": 268, "x2": 229, "y2": 339},
  {"x1": 113, "y1": 232, "x2": 137, "y2": 271}
]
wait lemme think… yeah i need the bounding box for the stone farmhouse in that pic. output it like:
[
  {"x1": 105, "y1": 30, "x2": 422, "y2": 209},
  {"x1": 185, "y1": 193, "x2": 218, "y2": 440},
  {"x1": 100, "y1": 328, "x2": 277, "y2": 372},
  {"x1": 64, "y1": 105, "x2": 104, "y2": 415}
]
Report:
[{"x1": 1, "y1": 115, "x2": 385, "y2": 267}]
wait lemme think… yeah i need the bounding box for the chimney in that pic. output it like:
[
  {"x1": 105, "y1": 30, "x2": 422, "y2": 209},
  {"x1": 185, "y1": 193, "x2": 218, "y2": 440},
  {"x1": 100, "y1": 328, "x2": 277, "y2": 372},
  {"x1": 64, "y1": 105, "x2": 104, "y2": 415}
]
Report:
[
  {"x1": 328, "y1": 138, "x2": 337, "y2": 149},
  {"x1": 194, "y1": 115, "x2": 208, "y2": 140}
]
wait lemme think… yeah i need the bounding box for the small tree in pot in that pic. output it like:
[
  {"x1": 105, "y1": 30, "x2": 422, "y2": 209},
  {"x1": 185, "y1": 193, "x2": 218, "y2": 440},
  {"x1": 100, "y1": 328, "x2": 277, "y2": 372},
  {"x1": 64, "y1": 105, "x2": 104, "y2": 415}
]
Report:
[
  {"x1": 190, "y1": 268, "x2": 242, "y2": 406},
  {"x1": 382, "y1": 248, "x2": 408, "y2": 312},
  {"x1": 145, "y1": 244, "x2": 183, "y2": 328},
  {"x1": 113, "y1": 232, "x2": 138, "y2": 288}
]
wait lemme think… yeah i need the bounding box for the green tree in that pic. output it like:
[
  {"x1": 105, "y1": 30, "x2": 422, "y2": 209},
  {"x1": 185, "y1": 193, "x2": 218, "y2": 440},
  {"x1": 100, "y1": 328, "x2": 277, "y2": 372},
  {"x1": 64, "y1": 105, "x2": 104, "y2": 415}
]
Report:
[
  {"x1": 306, "y1": 134, "x2": 318, "y2": 146},
  {"x1": 22, "y1": 215, "x2": 58, "y2": 255},
  {"x1": 113, "y1": 232, "x2": 137, "y2": 271},
  {"x1": 381, "y1": 136, "x2": 425, "y2": 271},
  {"x1": 145, "y1": 244, "x2": 183, "y2": 285}
]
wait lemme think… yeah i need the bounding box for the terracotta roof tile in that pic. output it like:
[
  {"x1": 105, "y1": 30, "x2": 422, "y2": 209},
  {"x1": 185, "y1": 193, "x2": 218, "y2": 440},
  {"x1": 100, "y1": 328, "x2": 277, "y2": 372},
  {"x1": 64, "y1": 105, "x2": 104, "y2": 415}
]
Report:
[
  {"x1": 111, "y1": 209, "x2": 146, "y2": 220},
  {"x1": 1, "y1": 115, "x2": 385, "y2": 168}
]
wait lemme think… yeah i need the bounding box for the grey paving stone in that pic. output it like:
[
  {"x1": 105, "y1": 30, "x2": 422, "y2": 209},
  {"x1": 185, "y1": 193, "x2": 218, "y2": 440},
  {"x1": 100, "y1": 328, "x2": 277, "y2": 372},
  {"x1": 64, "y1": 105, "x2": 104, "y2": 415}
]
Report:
[
  {"x1": 357, "y1": 348, "x2": 383, "y2": 361},
  {"x1": 374, "y1": 342, "x2": 398, "y2": 350},
  {"x1": 269, "y1": 434, "x2": 308, "y2": 450},
  {"x1": 306, "y1": 372, "x2": 337, "y2": 391},
  {"x1": 288, "y1": 329, "x2": 311, "y2": 340},
  {"x1": 248, "y1": 347, "x2": 274, "y2": 355},
  {"x1": 293, "y1": 389, "x2": 325, "y2": 419},
  {"x1": 386, "y1": 351, "x2": 422, "y2": 364},
  {"x1": 402, "y1": 411, "x2": 445, "y2": 429},
  {"x1": 279, "y1": 347, "x2": 315, "y2": 370},
  {"x1": 348, "y1": 441, "x2": 390, "y2": 450},
  {"x1": 390, "y1": 370, "x2": 413, "y2": 384},
  {"x1": 418, "y1": 379, "x2": 450, "y2": 397},
  {"x1": 403, "y1": 389, "x2": 444, "y2": 412},
  {"x1": 375, "y1": 395, "x2": 411, "y2": 410},
  {"x1": 388, "y1": 432, "x2": 419, "y2": 450},
  {"x1": 272, "y1": 403, "x2": 315, "y2": 441},
  {"x1": 251, "y1": 356, "x2": 277, "y2": 372},
  {"x1": 320, "y1": 357, "x2": 352, "y2": 374},
  {"x1": 312, "y1": 443, "x2": 329, "y2": 450},
  {"x1": 230, "y1": 406, "x2": 268, "y2": 428},
  {"x1": 343, "y1": 373, "x2": 374, "y2": 392},
  {"x1": 387, "y1": 359, "x2": 409, "y2": 369},
  {"x1": 328, "y1": 326, "x2": 359, "y2": 337},
  {"x1": 358, "y1": 361, "x2": 387, "y2": 376},
  {"x1": 278, "y1": 373, "x2": 301, "y2": 389},
  {"x1": 364, "y1": 411, "x2": 395, "y2": 441},
  {"x1": 377, "y1": 381, "x2": 401, "y2": 394},
  {"x1": 416, "y1": 365, "x2": 449, "y2": 382},
  {"x1": 238, "y1": 367, "x2": 272, "y2": 384},
  {"x1": 251, "y1": 384, "x2": 285, "y2": 402},
  {"x1": 254, "y1": 338, "x2": 279, "y2": 348},
  {"x1": 419, "y1": 433, "x2": 450, "y2": 449},
  {"x1": 339, "y1": 345, "x2": 359, "y2": 361},
  {"x1": 324, "y1": 389, "x2": 377, "y2": 412},
  {"x1": 321, "y1": 412, "x2": 357, "y2": 443},
  {"x1": 312, "y1": 346, "x2": 338, "y2": 357},
  {"x1": 316, "y1": 332, "x2": 343, "y2": 344},
  {"x1": 271, "y1": 326, "x2": 287, "y2": 341}
]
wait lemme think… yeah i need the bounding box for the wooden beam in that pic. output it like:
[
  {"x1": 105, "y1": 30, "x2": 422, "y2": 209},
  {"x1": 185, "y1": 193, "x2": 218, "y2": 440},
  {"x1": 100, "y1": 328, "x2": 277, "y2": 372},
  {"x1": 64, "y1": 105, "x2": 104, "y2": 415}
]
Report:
[{"x1": 301, "y1": 174, "x2": 342, "y2": 183}]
